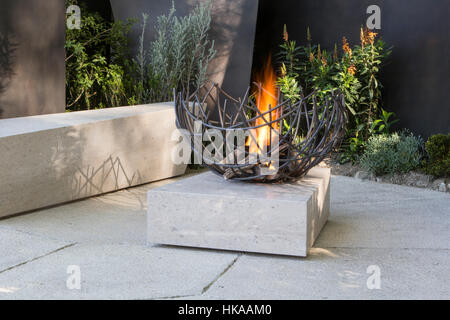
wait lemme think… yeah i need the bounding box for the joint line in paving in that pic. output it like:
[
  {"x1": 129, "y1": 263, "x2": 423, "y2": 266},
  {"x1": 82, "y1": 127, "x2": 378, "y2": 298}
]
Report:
[{"x1": 0, "y1": 243, "x2": 77, "y2": 275}]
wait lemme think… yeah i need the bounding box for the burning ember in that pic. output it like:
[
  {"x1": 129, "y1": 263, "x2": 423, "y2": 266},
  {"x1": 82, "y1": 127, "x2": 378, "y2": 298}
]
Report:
[{"x1": 248, "y1": 56, "x2": 280, "y2": 156}]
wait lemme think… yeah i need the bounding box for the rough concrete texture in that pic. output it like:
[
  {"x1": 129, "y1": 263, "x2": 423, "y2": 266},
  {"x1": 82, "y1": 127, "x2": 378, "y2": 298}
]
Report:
[
  {"x1": 0, "y1": 173, "x2": 449, "y2": 300},
  {"x1": 0, "y1": 244, "x2": 236, "y2": 300},
  {"x1": 0, "y1": 104, "x2": 187, "y2": 218},
  {"x1": 0, "y1": 226, "x2": 70, "y2": 272},
  {"x1": 197, "y1": 248, "x2": 450, "y2": 300}
]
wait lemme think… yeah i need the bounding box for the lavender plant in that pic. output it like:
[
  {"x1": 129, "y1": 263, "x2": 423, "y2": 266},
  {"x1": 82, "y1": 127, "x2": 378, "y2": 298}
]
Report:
[
  {"x1": 132, "y1": 1, "x2": 216, "y2": 104},
  {"x1": 360, "y1": 132, "x2": 423, "y2": 175}
]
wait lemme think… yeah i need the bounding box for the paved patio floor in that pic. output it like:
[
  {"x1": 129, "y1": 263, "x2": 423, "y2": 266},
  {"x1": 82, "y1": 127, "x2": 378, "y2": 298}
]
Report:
[{"x1": 0, "y1": 173, "x2": 449, "y2": 300}]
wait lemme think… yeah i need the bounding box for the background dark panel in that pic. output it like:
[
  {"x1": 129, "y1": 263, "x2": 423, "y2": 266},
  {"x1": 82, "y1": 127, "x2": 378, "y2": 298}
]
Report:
[
  {"x1": 0, "y1": 0, "x2": 65, "y2": 119},
  {"x1": 253, "y1": 0, "x2": 450, "y2": 137},
  {"x1": 84, "y1": 1, "x2": 113, "y2": 22}
]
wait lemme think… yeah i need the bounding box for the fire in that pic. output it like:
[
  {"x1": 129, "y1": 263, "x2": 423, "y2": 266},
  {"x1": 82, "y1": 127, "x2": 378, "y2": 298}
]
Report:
[{"x1": 248, "y1": 56, "x2": 280, "y2": 155}]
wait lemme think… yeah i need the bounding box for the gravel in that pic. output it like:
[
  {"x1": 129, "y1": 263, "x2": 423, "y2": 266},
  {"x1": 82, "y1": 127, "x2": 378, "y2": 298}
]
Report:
[{"x1": 324, "y1": 157, "x2": 449, "y2": 193}]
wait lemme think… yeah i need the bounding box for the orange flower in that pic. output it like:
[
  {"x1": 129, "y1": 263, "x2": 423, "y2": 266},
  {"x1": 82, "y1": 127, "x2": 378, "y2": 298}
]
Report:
[
  {"x1": 361, "y1": 27, "x2": 378, "y2": 46},
  {"x1": 309, "y1": 52, "x2": 315, "y2": 63},
  {"x1": 367, "y1": 30, "x2": 378, "y2": 45},
  {"x1": 348, "y1": 64, "x2": 356, "y2": 75},
  {"x1": 322, "y1": 56, "x2": 327, "y2": 67},
  {"x1": 342, "y1": 37, "x2": 352, "y2": 57},
  {"x1": 360, "y1": 27, "x2": 367, "y2": 47}
]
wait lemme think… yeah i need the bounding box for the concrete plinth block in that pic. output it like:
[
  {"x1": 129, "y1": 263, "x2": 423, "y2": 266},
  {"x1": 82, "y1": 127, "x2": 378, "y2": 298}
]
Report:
[{"x1": 147, "y1": 167, "x2": 331, "y2": 257}]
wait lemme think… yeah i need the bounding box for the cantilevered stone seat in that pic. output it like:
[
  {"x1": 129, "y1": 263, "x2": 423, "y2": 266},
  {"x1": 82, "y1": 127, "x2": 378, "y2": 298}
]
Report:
[{"x1": 0, "y1": 104, "x2": 186, "y2": 218}]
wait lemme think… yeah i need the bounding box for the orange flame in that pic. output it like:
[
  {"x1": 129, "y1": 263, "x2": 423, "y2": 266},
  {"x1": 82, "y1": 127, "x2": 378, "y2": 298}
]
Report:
[{"x1": 248, "y1": 56, "x2": 280, "y2": 155}]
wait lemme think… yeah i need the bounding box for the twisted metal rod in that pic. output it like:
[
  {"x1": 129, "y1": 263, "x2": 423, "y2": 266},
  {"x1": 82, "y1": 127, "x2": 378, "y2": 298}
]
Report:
[{"x1": 175, "y1": 82, "x2": 348, "y2": 183}]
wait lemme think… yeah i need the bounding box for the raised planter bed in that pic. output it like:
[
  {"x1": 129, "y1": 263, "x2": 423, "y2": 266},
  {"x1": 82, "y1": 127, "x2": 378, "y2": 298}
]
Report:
[{"x1": 0, "y1": 103, "x2": 186, "y2": 218}]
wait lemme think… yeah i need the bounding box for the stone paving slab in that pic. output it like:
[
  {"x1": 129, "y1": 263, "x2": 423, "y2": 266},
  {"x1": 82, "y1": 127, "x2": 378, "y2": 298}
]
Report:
[
  {"x1": 317, "y1": 201, "x2": 450, "y2": 250},
  {"x1": 0, "y1": 191, "x2": 148, "y2": 245},
  {"x1": 331, "y1": 175, "x2": 447, "y2": 204},
  {"x1": 201, "y1": 247, "x2": 450, "y2": 300},
  {"x1": 0, "y1": 173, "x2": 448, "y2": 299},
  {"x1": 319, "y1": 176, "x2": 450, "y2": 250},
  {"x1": 0, "y1": 176, "x2": 196, "y2": 245},
  {"x1": 0, "y1": 243, "x2": 238, "y2": 300},
  {"x1": 0, "y1": 226, "x2": 71, "y2": 274}
]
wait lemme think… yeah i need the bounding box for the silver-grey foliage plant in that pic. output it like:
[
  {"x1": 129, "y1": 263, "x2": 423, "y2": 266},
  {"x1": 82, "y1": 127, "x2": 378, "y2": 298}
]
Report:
[
  {"x1": 135, "y1": 1, "x2": 216, "y2": 103},
  {"x1": 360, "y1": 132, "x2": 424, "y2": 176}
]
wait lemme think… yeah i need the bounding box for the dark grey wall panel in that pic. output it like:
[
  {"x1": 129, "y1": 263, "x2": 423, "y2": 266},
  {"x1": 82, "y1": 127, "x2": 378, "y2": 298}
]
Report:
[
  {"x1": 0, "y1": 0, "x2": 65, "y2": 119},
  {"x1": 254, "y1": 0, "x2": 450, "y2": 137},
  {"x1": 110, "y1": 0, "x2": 259, "y2": 100}
]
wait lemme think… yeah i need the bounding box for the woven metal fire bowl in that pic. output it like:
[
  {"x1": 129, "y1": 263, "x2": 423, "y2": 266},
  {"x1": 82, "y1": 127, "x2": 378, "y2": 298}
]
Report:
[{"x1": 175, "y1": 82, "x2": 347, "y2": 183}]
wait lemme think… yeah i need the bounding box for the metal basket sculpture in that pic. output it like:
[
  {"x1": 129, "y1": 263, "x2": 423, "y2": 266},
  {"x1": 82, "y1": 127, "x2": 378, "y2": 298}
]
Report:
[{"x1": 175, "y1": 82, "x2": 347, "y2": 183}]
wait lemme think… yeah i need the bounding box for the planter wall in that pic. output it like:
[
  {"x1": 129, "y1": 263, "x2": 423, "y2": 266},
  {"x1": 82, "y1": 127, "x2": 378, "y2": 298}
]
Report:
[
  {"x1": 0, "y1": 0, "x2": 65, "y2": 119},
  {"x1": 0, "y1": 104, "x2": 187, "y2": 218}
]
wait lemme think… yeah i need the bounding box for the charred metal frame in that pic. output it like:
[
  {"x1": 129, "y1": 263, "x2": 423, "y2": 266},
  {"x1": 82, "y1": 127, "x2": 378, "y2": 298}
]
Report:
[{"x1": 175, "y1": 82, "x2": 347, "y2": 183}]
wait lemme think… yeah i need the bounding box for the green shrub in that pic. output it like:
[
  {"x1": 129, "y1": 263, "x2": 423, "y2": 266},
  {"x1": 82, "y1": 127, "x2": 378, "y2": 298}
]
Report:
[
  {"x1": 360, "y1": 132, "x2": 423, "y2": 175},
  {"x1": 276, "y1": 26, "x2": 392, "y2": 163},
  {"x1": 65, "y1": 0, "x2": 134, "y2": 111},
  {"x1": 423, "y1": 134, "x2": 450, "y2": 177},
  {"x1": 65, "y1": 0, "x2": 215, "y2": 110},
  {"x1": 131, "y1": 1, "x2": 216, "y2": 104}
]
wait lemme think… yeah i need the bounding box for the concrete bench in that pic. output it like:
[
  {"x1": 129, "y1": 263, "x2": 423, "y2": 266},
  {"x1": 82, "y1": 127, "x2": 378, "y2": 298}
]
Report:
[{"x1": 0, "y1": 103, "x2": 186, "y2": 218}]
